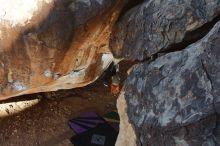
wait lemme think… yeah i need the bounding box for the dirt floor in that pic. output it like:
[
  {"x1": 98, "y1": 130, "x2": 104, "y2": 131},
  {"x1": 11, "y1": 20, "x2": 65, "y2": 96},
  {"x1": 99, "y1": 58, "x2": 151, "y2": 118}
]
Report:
[
  {"x1": 0, "y1": 61, "x2": 134, "y2": 146},
  {"x1": 0, "y1": 81, "x2": 118, "y2": 146}
]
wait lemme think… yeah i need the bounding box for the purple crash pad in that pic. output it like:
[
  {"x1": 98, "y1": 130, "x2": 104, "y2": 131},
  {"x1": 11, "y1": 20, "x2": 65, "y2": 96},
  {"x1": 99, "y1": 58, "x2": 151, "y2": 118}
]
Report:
[{"x1": 69, "y1": 112, "x2": 105, "y2": 134}]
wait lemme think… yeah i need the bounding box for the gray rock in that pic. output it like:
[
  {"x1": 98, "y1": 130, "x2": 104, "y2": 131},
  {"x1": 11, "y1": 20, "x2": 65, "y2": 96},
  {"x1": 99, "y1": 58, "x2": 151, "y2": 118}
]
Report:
[
  {"x1": 121, "y1": 20, "x2": 220, "y2": 146},
  {"x1": 110, "y1": 0, "x2": 220, "y2": 61}
]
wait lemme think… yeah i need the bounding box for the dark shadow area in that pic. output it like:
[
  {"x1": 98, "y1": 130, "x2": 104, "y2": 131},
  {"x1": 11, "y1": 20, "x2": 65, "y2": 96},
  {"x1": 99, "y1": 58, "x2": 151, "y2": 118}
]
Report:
[{"x1": 117, "y1": 0, "x2": 144, "y2": 21}]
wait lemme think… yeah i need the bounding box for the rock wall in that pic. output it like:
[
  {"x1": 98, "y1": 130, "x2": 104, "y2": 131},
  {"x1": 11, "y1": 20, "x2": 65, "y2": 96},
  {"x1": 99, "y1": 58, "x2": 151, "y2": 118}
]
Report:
[
  {"x1": 0, "y1": 0, "x2": 126, "y2": 100},
  {"x1": 114, "y1": 0, "x2": 220, "y2": 146},
  {"x1": 110, "y1": 0, "x2": 220, "y2": 60},
  {"x1": 118, "y1": 21, "x2": 220, "y2": 145}
]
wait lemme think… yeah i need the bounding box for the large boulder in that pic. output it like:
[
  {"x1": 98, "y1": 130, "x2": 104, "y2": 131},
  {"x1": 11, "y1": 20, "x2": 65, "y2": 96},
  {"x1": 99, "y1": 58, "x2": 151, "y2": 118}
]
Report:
[
  {"x1": 117, "y1": 20, "x2": 220, "y2": 146},
  {"x1": 0, "y1": 0, "x2": 126, "y2": 100},
  {"x1": 110, "y1": 0, "x2": 220, "y2": 61}
]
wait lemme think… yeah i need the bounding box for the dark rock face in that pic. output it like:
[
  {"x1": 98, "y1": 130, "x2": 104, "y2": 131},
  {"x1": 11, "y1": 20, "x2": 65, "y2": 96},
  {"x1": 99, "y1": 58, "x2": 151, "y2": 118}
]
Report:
[
  {"x1": 110, "y1": 0, "x2": 220, "y2": 61},
  {"x1": 121, "y1": 21, "x2": 220, "y2": 146},
  {"x1": 70, "y1": 0, "x2": 116, "y2": 27}
]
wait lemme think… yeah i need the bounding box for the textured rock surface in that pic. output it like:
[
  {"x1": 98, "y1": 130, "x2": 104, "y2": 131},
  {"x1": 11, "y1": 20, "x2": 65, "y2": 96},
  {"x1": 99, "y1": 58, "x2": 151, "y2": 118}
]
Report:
[
  {"x1": 0, "y1": 0, "x2": 126, "y2": 99},
  {"x1": 110, "y1": 0, "x2": 220, "y2": 60},
  {"x1": 118, "y1": 21, "x2": 220, "y2": 146}
]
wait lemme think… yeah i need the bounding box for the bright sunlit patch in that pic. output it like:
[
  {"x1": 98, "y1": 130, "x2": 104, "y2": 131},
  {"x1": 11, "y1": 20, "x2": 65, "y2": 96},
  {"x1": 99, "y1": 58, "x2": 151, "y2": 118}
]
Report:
[
  {"x1": 0, "y1": 0, "x2": 53, "y2": 26},
  {"x1": 101, "y1": 53, "x2": 113, "y2": 69},
  {"x1": 0, "y1": 98, "x2": 40, "y2": 118}
]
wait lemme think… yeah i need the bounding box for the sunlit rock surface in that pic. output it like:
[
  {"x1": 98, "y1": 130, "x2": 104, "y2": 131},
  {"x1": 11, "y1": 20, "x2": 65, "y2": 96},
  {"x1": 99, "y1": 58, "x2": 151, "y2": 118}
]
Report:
[
  {"x1": 116, "y1": 91, "x2": 138, "y2": 146},
  {"x1": 0, "y1": 0, "x2": 126, "y2": 99},
  {"x1": 118, "y1": 20, "x2": 220, "y2": 146},
  {"x1": 110, "y1": 0, "x2": 220, "y2": 60}
]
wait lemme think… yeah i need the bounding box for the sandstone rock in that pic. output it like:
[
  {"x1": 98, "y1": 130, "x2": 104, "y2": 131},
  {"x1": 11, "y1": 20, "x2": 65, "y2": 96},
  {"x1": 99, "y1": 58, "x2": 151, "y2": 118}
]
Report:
[
  {"x1": 117, "y1": 20, "x2": 220, "y2": 146},
  {"x1": 110, "y1": 0, "x2": 220, "y2": 61},
  {"x1": 116, "y1": 91, "x2": 138, "y2": 146},
  {"x1": 0, "y1": 0, "x2": 126, "y2": 100}
]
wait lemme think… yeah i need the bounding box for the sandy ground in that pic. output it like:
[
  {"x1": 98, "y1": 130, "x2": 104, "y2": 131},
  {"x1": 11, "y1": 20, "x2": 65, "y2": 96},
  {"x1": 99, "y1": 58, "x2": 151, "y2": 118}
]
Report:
[
  {"x1": 0, "y1": 80, "x2": 118, "y2": 146},
  {"x1": 0, "y1": 61, "x2": 134, "y2": 146}
]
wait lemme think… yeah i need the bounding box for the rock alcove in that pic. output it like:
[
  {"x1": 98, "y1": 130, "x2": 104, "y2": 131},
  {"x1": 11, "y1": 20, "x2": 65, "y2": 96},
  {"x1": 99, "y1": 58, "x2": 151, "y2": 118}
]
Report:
[{"x1": 0, "y1": 0, "x2": 220, "y2": 146}]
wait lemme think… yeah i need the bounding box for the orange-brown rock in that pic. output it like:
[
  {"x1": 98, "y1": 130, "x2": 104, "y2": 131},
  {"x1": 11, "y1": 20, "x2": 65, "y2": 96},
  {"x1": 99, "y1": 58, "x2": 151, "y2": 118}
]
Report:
[{"x1": 0, "y1": 0, "x2": 126, "y2": 100}]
